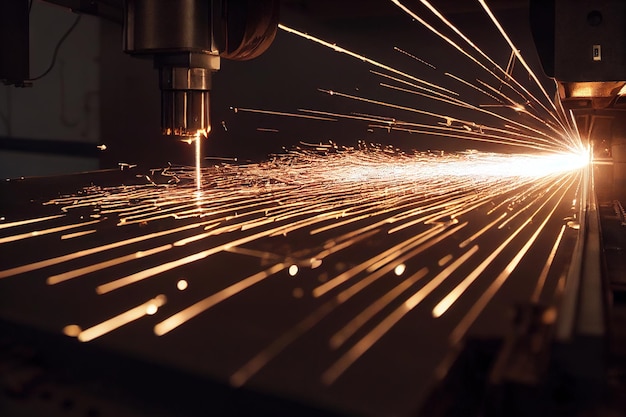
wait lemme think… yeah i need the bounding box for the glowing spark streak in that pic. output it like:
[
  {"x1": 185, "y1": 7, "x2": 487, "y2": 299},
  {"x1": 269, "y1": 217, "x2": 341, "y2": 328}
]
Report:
[
  {"x1": 0, "y1": 214, "x2": 64, "y2": 230},
  {"x1": 230, "y1": 301, "x2": 336, "y2": 388},
  {"x1": 438, "y1": 254, "x2": 453, "y2": 266},
  {"x1": 432, "y1": 174, "x2": 575, "y2": 318},
  {"x1": 459, "y1": 213, "x2": 507, "y2": 248},
  {"x1": 402, "y1": 0, "x2": 566, "y2": 134},
  {"x1": 318, "y1": 88, "x2": 449, "y2": 124},
  {"x1": 61, "y1": 229, "x2": 97, "y2": 240},
  {"x1": 393, "y1": 46, "x2": 436, "y2": 69},
  {"x1": 299, "y1": 108, "x2": 392, "y2": 124},
  {"x1": 377, "y1": 79, "x2": 564, "y2": 149},
  {"x1": 321, "y1": 245, "x2": 479, "y2": 385},
  {"x1": 233, "y1": 107, "x2": 337, "y2": 121},
  {"x1": 450, "y1": 180, "x2": 573, "y2": 344},
  {"x1": 372, "y1": 71, "x2": 453, "y2": 102},
  {"x1": 312, "y1": 230, "x2": 380, "y2": 261},
  {"x1": 320, "y1": 88, "x2": 560, "y2": 152},
  {"x1": 387, "y1": 200, "x2": 467, "y2": 234},
  {"x1": 0, "y1": 222, "x2": 204, "y2": 279},
  {"x1": 310, "y1": 178, "x2": 500, "y2": 240},
  {"x1": 232, "y1": 222, "x2": 467, "y2": 387},
  {"x1": 195, "y1": 132, "x2": 202, "y2": 191},
  {"x1": 313, "y1": 224, "x2": 445, "y2": 297},
  {"x1": 397, "y1": 114, "x2": 563, "y2": 152},
  {"x1": 404, "y1": 246, "x2": 479, "y2": 310},
  {"x1": 386, "y1": 125, "x2": 555, "y2": 152},
  {"x1": 366, "y1": 224, "x2": 449, "y2": 273},
  {"x1": 497, "y1": 177, "x2": 567, "y2": 229},
  {"x1": 116, "y1": 192, "x2": 271, "y2": 224},
  {"x1": 268, "y1": 209, "x2": 351, "y2": 237},
  {"x1": 445, "y1": 72, "x2": 503, "y2": 104},
  {"x1": 234, "y1": 224, "x2": 461, "y2": 387},
  {"x1": 329, "y1": 267, "x2": 429, "y2": 349},
  {"x1": 389, "y1": 1, "x2": 524, "y2": 100},
  {"x1": 47, "y1": 245, "x2": 173, "y2": 285},
  {"x1": 224, "y1": 246, "x2": 282, "y2": 261},
  {"x1": 0, "y1": 219, "x2": 100, "y2": 244},
  {"x1": 379, "y1": 80, "x2": 471, "y2": 109},
  {"x1": 336, "y1": 222, "x2": 469, "y2": 303},
  {"x1": 531, "y1": 224, "x2": 566, "y2": 303},
  {"x1": 77, "y1": 295, "x2": 166, "y2": 342},
  {"x1": 278, "y1": 24, "x2": 457, "y2": 96},
  {"x1": 476, "y1": 0, "x2": 561, "y2": 120},
  {"x1": 96, "y1": 227, "x2": 293, "y2": 295},
  {"x1": 154, "y1": 263, "x2": 285, "y2": 336}
]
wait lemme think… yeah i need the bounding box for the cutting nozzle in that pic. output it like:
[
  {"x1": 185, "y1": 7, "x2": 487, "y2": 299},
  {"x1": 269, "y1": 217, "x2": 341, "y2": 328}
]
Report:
[{"x1": 160, "y1": 66, "x2": 212, "y2": 138}]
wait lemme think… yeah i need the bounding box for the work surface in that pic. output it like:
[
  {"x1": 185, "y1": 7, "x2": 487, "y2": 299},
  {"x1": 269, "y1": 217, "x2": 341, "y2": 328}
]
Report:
[{"x1": 0, "y1": 148, "x2": 583, "y2": 416}]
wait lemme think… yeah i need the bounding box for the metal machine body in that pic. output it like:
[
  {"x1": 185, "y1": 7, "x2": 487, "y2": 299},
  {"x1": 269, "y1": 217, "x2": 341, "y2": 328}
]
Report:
[
  {"x1": 530, "y1": 0, "x2": 626, "y2": 202},
  {"x1": 124, "y1": 0, "x2": 279, "y2": 138}
]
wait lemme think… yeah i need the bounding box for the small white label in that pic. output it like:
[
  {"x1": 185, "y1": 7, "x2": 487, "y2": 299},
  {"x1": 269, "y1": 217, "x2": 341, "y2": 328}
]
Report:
[{"x1": 593, "y1": 44, "x2": 602, "y2": 61}]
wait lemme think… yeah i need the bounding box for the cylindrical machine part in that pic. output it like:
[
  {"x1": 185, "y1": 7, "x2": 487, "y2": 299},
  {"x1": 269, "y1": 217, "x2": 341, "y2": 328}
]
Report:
[
  {"x1": 160, "y1": 67, "x2": 211, "y2": 136},
  {"x1": 125, "y1": 0, "x2": 221, "y2": 138},
  {"x1": 123, "y1": 0, "x2": 279, "y2": 138},
  {"x1": 124, "y1": 0, "x2": 220, "y2": 54}
]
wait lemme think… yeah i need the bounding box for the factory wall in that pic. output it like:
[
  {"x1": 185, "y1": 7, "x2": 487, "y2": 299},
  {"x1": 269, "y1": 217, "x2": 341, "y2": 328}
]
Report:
[{"x1": 0, "y1": 1, "x2": 100, "y2": 179}]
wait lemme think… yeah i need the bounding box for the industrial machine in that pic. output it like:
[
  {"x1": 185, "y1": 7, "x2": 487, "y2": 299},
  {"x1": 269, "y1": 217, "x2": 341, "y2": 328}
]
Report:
[{"x1": 1, "y1": 1, "x2": 626, "y2": 416}]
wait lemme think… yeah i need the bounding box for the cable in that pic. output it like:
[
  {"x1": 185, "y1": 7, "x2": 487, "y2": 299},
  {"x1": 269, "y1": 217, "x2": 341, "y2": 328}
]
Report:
[{"x1": 28, "y1": 14, "x2": 83, "y2": 82}]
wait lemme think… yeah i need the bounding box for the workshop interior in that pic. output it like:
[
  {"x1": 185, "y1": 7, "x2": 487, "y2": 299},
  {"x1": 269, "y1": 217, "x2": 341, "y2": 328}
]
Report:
[{"x1": 1, "y1": 0, "x2": 626, "y2": 416}]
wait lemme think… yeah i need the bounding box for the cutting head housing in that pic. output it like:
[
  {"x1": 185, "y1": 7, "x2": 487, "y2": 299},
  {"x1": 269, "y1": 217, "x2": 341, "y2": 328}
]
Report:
[{"x1": 124, "y1": 0, "x2": 279, "y2": 138}]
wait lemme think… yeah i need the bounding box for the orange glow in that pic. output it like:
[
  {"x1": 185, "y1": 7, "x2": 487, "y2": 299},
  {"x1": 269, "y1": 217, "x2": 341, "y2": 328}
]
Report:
[
  {"x1": 154, "y1": 264, "x2": 285, "y2": 336},
  {"x1": 77, "y1": 295, "x2": 166, "y2": 342},
  {"x1": 63, "y1": 324, "x2": 82, "y2": 337},
  {"x1": 0, "y1": 214, "x2": 64, "y2": 230},
  {"x1": 0, "y1": 222, "x2": 204, "y2": 279},
  {"x1": 61, "y1": 230, "x2": 97, "y2": 240},
  {"x1": 194, "y1": 129, "x2": 205, "y2": 191},
  {"x1": 393, "y1": 264, "x2": 406, "y2": 276},
  {"x1": 450, "y1": 180, "x2": 572, "y2": 344},
  {"x1": 47, "y1": 245, "x2": 173, "y2": 285},
  {"x1": 0, "y1": 219, "x2": 100, "y2": 244},
  {"x1": 278, "y1": 24, "x2": 457, "y2": 96},
  {"x1": 434, "y1": 174, "x2": 576, "y2": 319}
]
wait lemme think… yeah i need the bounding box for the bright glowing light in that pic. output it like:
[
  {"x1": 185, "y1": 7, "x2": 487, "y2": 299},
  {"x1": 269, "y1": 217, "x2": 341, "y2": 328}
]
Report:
[
  {"x1": 177, "y1": 279, "x2": 188, "y2": 291},
  {"x1": 63, "y1": 324, "x2": 82, "y2": 337},
  {"x1": 289, "y1": 264, "x2": 299, "y2": 276},
  {"x1": 394, "y1": 264, "x2": 406, "y2": 276},
  {"x1": 195, "y1": 130, "x2": 204, "y2": 191},
  {"x1": 146, "y1": 303, "x2": 159, "y2": 315},
  {"x1": 310, "y1": 258, "x2": 323, "y2": 269}
]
